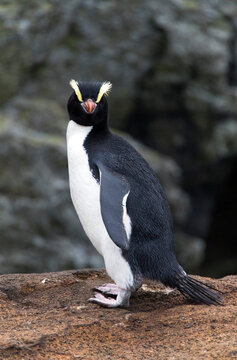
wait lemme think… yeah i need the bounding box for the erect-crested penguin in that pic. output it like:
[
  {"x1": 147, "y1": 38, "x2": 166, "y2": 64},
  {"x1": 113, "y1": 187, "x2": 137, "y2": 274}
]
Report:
[{"x1": 66, "y1": 79, "x2": 222, "y2": 308}]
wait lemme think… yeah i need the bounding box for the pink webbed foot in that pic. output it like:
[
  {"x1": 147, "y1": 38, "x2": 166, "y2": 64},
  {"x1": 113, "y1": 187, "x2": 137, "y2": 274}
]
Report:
[
  {"x1": 89, "y1": 292, "x2": 120, "y2": 308},
  {"x1": 93, "y1": 283, "x2": 120, "y2": 296},
  {"x1": 89, "y1": 287, "x2": 131, "y2": 308}
]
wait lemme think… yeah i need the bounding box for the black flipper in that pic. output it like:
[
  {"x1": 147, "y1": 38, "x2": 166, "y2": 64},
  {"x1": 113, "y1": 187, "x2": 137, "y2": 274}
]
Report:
[{"x1": 98, "y1": 162, "x2": 130, "y2": 250}]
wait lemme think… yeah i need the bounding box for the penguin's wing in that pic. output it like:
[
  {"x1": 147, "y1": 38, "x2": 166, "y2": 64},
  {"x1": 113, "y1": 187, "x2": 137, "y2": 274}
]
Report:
[{"x1": 98, "y1": 162, "x2": 130, "y2": 250}]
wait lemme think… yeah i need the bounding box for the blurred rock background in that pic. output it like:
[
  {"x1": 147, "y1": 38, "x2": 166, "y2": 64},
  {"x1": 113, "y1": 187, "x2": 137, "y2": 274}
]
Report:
[{"x1": 0, "y1": 0, "x2": 236, "y2": 276}]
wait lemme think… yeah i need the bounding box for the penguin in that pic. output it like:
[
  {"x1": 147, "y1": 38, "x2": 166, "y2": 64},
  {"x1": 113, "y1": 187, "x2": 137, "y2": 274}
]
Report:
[{"x1": 66, "y1": 79, "x2": 222, "y2": 308}]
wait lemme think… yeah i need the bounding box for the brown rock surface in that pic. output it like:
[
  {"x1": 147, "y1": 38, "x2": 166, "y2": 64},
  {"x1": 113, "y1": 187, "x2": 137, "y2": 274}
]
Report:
[{"x1": 0, "y1": 270, "x2": 236, "y2": 359}]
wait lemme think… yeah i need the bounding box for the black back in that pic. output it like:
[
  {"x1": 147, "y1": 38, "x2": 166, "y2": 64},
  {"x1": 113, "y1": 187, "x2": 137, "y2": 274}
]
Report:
[
  {"x1": 68, "y1": 80, "x2": 177, "y2": 282},
  {"x1": 84, "y1": 126, "x2": 176, "y2": 281},
  {"x1": 67, "y1": 82, "x2": 222, "y2": 306}
]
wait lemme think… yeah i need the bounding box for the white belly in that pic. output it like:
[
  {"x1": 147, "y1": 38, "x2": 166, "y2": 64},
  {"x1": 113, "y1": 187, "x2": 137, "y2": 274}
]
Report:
[{"x1": 66, "y1": 120, "x2": 134, "y2": 289}]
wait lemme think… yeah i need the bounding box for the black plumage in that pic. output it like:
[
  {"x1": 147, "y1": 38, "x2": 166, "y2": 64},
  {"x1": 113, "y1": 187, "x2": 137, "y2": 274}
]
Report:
[{"x1": 67, "y1": 80, "x2": 222, "y2": 307}]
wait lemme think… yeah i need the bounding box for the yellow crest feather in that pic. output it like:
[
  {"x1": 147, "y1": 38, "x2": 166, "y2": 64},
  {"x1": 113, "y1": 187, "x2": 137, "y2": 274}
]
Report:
[
  {"x1": 96, "y1": 81, "x2": 112, "y2": 103},
  {"x1": 69, "y1": 79, "x2": 83, "y2": 102}
]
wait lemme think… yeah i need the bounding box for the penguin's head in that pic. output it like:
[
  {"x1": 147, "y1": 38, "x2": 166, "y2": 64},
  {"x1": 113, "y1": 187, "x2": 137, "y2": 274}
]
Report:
[{"x1": 67, "y1": 80, "x2": 112, "y2": 126}]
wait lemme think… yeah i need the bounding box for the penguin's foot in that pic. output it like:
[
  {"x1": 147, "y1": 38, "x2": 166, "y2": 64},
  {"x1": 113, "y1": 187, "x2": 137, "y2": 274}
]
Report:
[
  {"x1": 89, "y1": 288, "x2": 131, "y2": 308},
  {"x1": 93, "y1": 283, "x2": 119, "y2": 296},
  {"x1": 88, "y1": 292, "x2": 120, "y2": 307}
]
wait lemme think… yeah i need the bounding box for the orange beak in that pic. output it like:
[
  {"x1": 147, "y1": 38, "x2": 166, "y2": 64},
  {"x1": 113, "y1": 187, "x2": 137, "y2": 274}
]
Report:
[{"x1": 82, "y1": 99, "x2": 96, "y2": 114}]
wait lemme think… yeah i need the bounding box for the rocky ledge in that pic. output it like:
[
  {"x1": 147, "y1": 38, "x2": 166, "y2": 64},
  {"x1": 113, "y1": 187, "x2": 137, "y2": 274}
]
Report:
[{"x1": 0, "y1": 270, "x2": 236, "y2": 359}]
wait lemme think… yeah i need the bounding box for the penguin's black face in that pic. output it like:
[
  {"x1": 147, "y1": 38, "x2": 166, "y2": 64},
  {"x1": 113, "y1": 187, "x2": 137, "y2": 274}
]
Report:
[{"x1": 67, "y1": 80, "x2": 112, "y2": 127}]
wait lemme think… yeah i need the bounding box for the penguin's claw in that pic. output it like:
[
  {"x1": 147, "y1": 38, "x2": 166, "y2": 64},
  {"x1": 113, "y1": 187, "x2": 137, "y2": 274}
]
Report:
[
  {"x1": 89, "y1": 288, "x2": 131, "y2": 308},
  {"x1": 88, "y1": 292, "x2": 121, "y2": 308},
  {"x1": 93, "y1": 283, "x2": 120, "y2": 296}
]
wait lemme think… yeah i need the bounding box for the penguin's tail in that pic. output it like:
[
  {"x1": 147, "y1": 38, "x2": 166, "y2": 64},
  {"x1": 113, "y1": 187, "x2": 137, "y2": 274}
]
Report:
[{"x1": 164, "y1": 269, "x2": 223, "y2": 305}]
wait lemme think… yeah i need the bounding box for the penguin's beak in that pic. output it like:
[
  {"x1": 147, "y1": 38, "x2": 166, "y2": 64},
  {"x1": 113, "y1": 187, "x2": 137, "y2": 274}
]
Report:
[{"x1": 82, "y1": 99, "x2": 96, "y2": 114}]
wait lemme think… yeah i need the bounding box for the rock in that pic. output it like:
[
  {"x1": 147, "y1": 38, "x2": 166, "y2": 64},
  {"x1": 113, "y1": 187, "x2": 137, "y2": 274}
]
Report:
[
  {"x1": 0, "y1": 109, "x2": 189, "y2": 273},
  {"x1": 0, "y1": 110, "x2": 104, "y2": 272},
  {"x1": 0, "y1": 0, "x2": 237, "y2": 275},
  {"x1": 0, "y1": 269, "x2": 236, "y2": 359},
  {"x1": 175, "y1": 232, "x2": 205, "y2": 273},
  {"x1": 125, "y1": 0, "x2": 237, "y2": 272}
]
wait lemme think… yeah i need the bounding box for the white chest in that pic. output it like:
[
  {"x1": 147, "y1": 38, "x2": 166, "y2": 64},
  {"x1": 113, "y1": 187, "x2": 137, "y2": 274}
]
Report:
[
  {"x1": 66, "y1": 121, "x2": 134, "y2": 289},
  {"x1": 66, "y1": 121, "x2": 105, "y2": 255}
]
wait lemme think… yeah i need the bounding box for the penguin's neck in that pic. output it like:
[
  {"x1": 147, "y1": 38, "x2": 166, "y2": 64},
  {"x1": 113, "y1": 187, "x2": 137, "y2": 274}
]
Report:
[
  {"x1": 86, "y1": 116, "x2": 110, "y2": 141},
  {"x1": 67, "y1": 118, "x2": 110, "y2": 143},
  {"x1": 93, "y1": 116, "x2": 109, "y2": 134}
]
